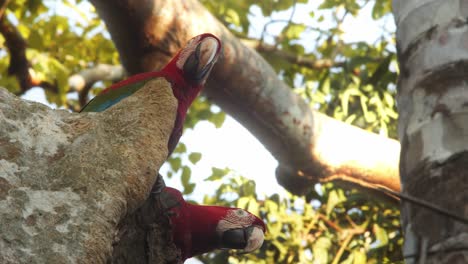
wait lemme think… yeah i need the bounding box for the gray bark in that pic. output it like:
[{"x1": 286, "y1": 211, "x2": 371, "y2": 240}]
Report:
[
  {"x1": 394, "y1": 0, "x2": 468, "y2": 262},
  {"x1": 0, "y1": 79, "x2": 179, "y2": 263}
]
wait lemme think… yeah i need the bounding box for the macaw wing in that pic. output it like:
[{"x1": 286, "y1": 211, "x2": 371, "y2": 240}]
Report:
[
  {"x1": 80, "y1": 80, "x2": 146, "y2": 112},
  {"x1": 80, "y1": 71, "x2": 166, "y2": 113}
]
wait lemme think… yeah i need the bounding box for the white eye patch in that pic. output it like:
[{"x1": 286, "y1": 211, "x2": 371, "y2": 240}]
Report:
[{"x1": 197, "y1": 37, "x2": 219, "y2": 67}]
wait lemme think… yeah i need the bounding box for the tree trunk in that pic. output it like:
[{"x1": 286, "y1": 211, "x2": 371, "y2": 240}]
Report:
[
  {"x1": 394, "y1": 0, "x2": 468, "y2": 262},
  {"x1": 89, "y1": 0, "x2": 401, "y2": 196},
  {"x1": 0, "y1": 79, "x2": 181, "y2": 263}
]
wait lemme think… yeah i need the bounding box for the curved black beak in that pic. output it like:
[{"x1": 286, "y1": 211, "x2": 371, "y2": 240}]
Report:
[
  {"x1": 219, "y1": 225, "x2": 255, "y2": 250},
  {"x1": 183, "y1": 37, "x2": 219, "y2": 84}
]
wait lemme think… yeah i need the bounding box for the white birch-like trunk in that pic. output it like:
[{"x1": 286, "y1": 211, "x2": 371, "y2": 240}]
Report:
[{"x1": 393, "y1": 0, "x2": 468, "y2": 262}]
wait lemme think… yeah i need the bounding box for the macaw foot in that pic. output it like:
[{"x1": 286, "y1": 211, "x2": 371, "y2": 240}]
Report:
[
  {"x1": 150, "y1": 173, "x2": 179, "y2": 217},
  {"x1": 151, "y1": 173, "x2": 166, "y2": 194}
]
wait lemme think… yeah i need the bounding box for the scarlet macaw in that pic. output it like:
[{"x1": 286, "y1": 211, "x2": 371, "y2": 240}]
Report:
[{"x1": 159, "y1": 187, "x2": 266, "y2": 261}]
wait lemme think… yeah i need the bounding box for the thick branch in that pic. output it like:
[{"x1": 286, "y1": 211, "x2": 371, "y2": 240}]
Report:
[
  {"x1": 68, "y1": 42, "x2": 342, "y2": 102},
  {"x1": 90, "y1": 0, "x2": 400, "y2": 194},
  {"x1": 0, "y1": 79, "x2": 179, "y2": 263},
  {"x1": 240, "y1": 38, "x2": 346, "y2": 70},
  {"x1": 68, "y1": 64, "x2": 126, "y2": 107},
  {"x1": 68, "y1": 64, "x2": 126, "y2": 93}
]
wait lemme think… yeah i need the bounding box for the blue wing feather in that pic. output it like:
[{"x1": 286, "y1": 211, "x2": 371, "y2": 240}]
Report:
[{"x1": 80, "y1": 79, "x2": 151, "y2": 113}]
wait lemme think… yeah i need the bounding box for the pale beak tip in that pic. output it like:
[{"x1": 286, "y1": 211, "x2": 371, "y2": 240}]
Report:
[{"x1": 244, "y1": 226, "x2": 265, "y2": 252}]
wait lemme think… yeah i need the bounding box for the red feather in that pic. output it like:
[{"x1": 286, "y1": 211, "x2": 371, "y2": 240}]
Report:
[{"x1": 161, "y1": 187, "x2": 266, "y2": 260}]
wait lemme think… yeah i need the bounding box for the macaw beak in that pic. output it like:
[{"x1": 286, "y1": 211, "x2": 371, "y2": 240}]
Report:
[
  {"x1": 183, "y1": 36, "x2": 220, "y2": 84},
  {"x1": 219, "y1": 225, "x2": 265, "y2": 252}
]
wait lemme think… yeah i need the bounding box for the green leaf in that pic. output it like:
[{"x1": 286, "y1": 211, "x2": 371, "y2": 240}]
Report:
[
  {"x1": 181, "y1": 166, "x2": 191, "y2": 183},
  {"x1": 205, "y1": 167, "x2": 229, "y2": 181},
  {"x1": 188, "y1": 152, "x2": 202, "y2": 164},
  {"x1": 312, "y1": 237, "x2": 331, "y2": 264},
  {"x1": 169, "y1": 157, "x2": 182, "y2": 172},
  {"x1": 247, "y1": 199, "x2": 259, "y2": 216},
  {"x1": 373, "y1": 223, "x2": 389, "y2": 248},
  {"x1": 366, "y1": 55, "x2": 393, "y2": 87},
  {"x1": 28, "y1": 30, "x2": 44, "y2": 49},
  {"x1": 341, "y1": 86, "x2": 361, "y2": 116},
  {"x1": 342, "y1": 249, "x2": 367, "y2": 264},
  {"x1": 240, "y1": 180, "x2": 256, "y2": 197},
  {"x1": 225, "y1": 8, "x2": 241, "y2": 27},
  {"x1": 364, "y1": 111, "x2": 377, "y2": 123},
  {"x1": 319, "y1": 0, "x2": 339, "y2": 9},
  {"x1": 372, "y1": 0, "x2": 392, "y2": 20},
  {"x1": 283, "y1": 24, "x2": 306, "y2": 40},
  {"x1": 181, "y1": 166, "x2": 195, "y2": 194},
  {"x1": 237, "y1": 196, "x2": 250, "y2": 209},
  {"x1": 326, "y1": 189, "x2": 347, "y2": 216},
  {"x1": 353, "y1": 250, "x2": 367, "y2": 264},
  {"x1": 183, "y1": 183, "x2": 196, "y2": 195},
  {"x1": 210, "y1": 112, "x2": 226, "y2": 128},
  {"x1": 174, "y1": 143, "x2": 187, "y2": 153},
  {"x1": 26, "y1": 0, "x2": 45, "y2": 14}
]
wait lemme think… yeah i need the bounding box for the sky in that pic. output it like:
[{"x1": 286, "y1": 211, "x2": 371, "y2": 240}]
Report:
[{"x1": 20, "y1": 1, "x2": 395, "y2": 263}]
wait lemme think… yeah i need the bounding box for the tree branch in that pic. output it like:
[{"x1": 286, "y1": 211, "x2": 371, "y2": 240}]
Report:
[
  {"x1": 0, "y1": 16, "x2": 58, "y2": 95},
  {"x1": 0, "y1": 0, "x2": 10, "y2": 20},
  {"x1": 90, "y1": 0, "x2": 401, "y2": 195},
  {"x1": 68, "y1": 41, "x2": 345, "y2": 106},
  {"x1": 0, "y1": 78, "x2": 179, "y2": 262},
  {"x1": 240, "y1": 38, "x2": 346, "y2": 69},
  {"x1": 68, "y1": 64, "x2": 126, "y2": 107},
  {"x1": 0, "y1": 16, "x2": 30, "y2": 92},
  {"x1": 68, "y1": 64, "x2": 126, "y2": 93}
]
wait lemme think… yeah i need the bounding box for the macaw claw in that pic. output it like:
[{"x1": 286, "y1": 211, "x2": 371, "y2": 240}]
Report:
[{"x1": 151, "y1": 173, "x2": 167, "y2": 195}]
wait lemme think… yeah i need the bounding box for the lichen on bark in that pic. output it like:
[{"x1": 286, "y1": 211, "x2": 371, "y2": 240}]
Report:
[{"x1": 0, "y1": 78, "x2": 179, "y2": 263}]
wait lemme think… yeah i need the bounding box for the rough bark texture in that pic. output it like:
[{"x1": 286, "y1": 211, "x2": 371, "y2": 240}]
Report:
[
  {"x1": 111, "y1": 189, "x2": 181, "y2": 264},
  {"x1": 0, "y1": 79, "x2": 179, "y2": 263},
  {"x1": 90, "y1": 0, "x2": 401, "y2": 195},
  {"x1": 394, "y1": 0, "x2": 468, "y2": 263}
]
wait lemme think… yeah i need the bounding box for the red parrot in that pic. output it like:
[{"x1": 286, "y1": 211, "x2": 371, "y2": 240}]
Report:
[
  {"x1": 159, "y1": 187, "x2": 266, "y2": 261},
  {"x1": 80, "y1": 33, "x2": 222, "y2": 155}
]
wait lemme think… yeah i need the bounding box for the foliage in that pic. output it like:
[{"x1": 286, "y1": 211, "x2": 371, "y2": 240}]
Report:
[
  {"x1": 2, "y1": 0, "x2": 118, "y2": 107},
  {"x1": 202, "y1": 0, "x2": 397, "y2": 138},
  {"x1": 2, "y1": 0, "x2": 402, "y2": 263},
  {"x1": 197, "y1": 174, "x2": 402, "y2": 264},
  {"x1": 198, "y1": 1, "x2": 403, "y2": 262}
]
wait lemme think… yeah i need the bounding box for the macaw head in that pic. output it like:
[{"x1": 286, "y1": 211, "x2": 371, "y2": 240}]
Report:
[
  {"x1": 159, "y1": 187, "x2": 266, "y2": 261},
  {"x1": 79, "y1": 33, "x2": 221, "y2": 115},
  {"x1": 163, "y1": 33, "x2": 222, "y2": 106}
]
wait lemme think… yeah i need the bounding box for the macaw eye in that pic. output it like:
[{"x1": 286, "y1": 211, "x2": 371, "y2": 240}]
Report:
[{"x1": 235, "y1": 209, "x2": 248, "y2": 217}]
